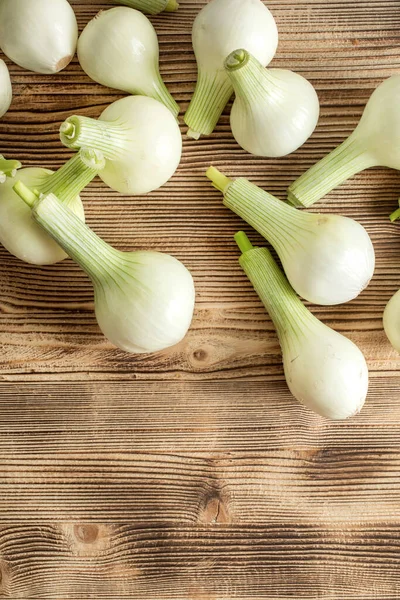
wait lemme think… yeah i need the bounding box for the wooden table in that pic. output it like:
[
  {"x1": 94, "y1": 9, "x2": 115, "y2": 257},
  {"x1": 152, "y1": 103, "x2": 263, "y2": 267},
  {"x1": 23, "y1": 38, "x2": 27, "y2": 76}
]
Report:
[{"x1": 0, "y1": 1, "x2": 399, "y2": 598}]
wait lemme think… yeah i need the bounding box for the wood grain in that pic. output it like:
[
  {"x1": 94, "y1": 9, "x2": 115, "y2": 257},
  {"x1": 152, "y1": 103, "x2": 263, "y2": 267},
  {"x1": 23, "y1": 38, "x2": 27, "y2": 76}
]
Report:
[{"x1": 0, "y1": 0, "x2": 400, "y2": 598}]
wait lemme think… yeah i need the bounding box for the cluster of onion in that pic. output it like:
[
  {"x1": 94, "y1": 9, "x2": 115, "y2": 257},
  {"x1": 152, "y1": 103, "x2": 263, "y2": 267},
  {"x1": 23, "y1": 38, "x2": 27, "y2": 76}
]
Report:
[
  {"x1": 1, "y1": 0, "x2": 400, "y2": 421},
  {"x1": 0, "y1": 0, "x2": 195, "y2": 356}
]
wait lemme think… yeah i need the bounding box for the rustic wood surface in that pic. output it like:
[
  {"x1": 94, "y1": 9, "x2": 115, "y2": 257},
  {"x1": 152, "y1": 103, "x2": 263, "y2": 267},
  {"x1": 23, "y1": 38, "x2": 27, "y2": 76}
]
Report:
[{"x1": 0, "y1": 0, "x2": 400, "y2": 598}]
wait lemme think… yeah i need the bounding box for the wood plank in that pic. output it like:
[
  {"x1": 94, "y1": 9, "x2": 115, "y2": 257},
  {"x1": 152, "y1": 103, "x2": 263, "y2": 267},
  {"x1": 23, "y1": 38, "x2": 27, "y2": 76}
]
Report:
[
  {"x1": 0, "y1": 378, "x2": 398, "y2": 523},
  {"x1": 0, "y1": 523, "x2": 400, "y2": 599}
]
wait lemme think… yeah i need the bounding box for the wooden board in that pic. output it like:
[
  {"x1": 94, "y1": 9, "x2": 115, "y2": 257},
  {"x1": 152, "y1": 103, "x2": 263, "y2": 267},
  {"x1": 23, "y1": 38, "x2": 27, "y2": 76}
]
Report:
[{"x1": 0, "y1": 0, "x2": 400, "y2": 598}]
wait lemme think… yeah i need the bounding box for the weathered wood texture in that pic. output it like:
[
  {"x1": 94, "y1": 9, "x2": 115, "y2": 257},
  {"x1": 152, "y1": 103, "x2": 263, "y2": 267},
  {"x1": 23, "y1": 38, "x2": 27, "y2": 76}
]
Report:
[{"x1": 0, "y1": 1, "x2": 400, "y2": 598}]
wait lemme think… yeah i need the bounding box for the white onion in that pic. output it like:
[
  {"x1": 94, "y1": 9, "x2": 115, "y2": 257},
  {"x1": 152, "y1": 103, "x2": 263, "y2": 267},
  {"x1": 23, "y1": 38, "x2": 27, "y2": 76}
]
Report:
[
  {"x1": 225, "y1": 49, "x2": 319, "y2": 157},
  {"x1": 60, "y1": 96, "x2": 182, "y2": 196},
  {"x1": 184, "y1": 0, "x2": 278, "y2": 139},
  {"x1": 0, "y1": 0, "x2": 78, "y2": 74},
  {"x1": 78, "y1": 7, "x2": 179, "y2": 116}
]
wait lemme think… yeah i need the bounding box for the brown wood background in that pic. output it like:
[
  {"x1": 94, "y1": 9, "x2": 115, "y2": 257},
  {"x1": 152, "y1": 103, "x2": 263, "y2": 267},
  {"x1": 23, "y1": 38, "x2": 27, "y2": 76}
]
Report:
[{"x1": 0, "y1": 0, "x2": 400, "y2": 598}]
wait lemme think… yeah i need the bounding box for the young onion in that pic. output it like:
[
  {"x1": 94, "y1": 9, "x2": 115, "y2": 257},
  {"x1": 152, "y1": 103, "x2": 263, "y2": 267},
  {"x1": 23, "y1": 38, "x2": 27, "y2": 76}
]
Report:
[
  {"x1": 288, "y1": 75, "x2": 400, "y2": 207},
  {"x1": 78, "y1": 7, "x2": 179, "y2": 116},
  {"x1": 0, "y1": 148, "x2": 104, "y2": 265},
  {"x1": 383, "y1": 291, "x2": 400, "y2": 354},
  {"x1": 236, "y1": 231, "x2": 368, "y2": 420},
  {"x1": 184, "y1": 0, "x2": 278, "y2": 139},
  {"x1": 14, "y1": 184, "x2": 195, "y2": 354},
  {"x1": 60, "y1": 96, "x2": 182, "y2": 196},
  {"x1": 115, "y1": 0, "x2": 179, "y2": 15},
  {"x1": 0, "y1": 0, "x2": 78, "y2": 74},
  {"x1": 207, "y1": 167, "x2": 375, "y2": 306},
  {"x1": 225, "y1": 49, "x2": 320, "y2": 157},
  {"x1": 0, "y1": 60, "x2": 12, "y2": 119}
]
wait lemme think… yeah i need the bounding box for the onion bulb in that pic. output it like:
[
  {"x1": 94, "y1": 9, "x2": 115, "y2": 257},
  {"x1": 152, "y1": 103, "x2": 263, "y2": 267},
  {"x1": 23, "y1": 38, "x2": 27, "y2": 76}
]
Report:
[
  {"x1": 225, "y1": 49, "x2": 320, "y2": 157},
  {"x1": 0, "y1": 148, "x2": 104, "y2": 265},
  {"x1": 383, "y1": 290, "x2": 400, "y2": 354},
  {"x1": 60, "y1": 96, "x2": 182, "y2": 196},
  {"x1": 207, "y1": 167, "x2": 375, "y2": 306},
  {"x1": 184, "y1": 0, "x2": 278, "y2": 139},
  {"x1": 14, "y1": 183, "x2": 195, "y2": 355},
  {"x1": 78, "y1": 7, "x2": 179, "y2": 116},
  {"x1": 0, "y1": 0, "x2": 78, "y2": 74},
  {"x1": 236, "y1": 231, "x2": 368, "y2": 420},
  {"x1": 0, "y1": 60, "x2": 12, "y2": 118},
  {"x1": 288, "y1": 75, "x2": 400, "y2": 207}
]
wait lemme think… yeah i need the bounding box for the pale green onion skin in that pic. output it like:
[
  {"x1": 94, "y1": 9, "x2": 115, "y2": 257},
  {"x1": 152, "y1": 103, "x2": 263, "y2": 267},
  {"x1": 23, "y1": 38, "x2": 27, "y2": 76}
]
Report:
[
  {"x1": 0, "y1": 0, "x2": 78, "y2": 74},
  {"x1": 115, "y1": 0, "x2": 179, "y2": 14},
  {"x1": 237, "y1": 235, "x2": 368, "y2": 420},
  {"x1": 0, "y1": 155, "x2": 21, "y2": 183},
  {"x1": 184, "y1": 0, "x2": 278, "y2": 138},
  {"x1": 60, "y1": 96, "x2": 182, "y2": 196},
  {"x1": 0, "y1": 149, "x2": 104, "y2": 265},
  {"x1": 15, "y1": 190, "x2": 195, "y2": 354},
  {"x1": 288, "y1": 75, "x2": 400, "y2": 207},
  {"x1": 0, "y1": 60, "x2": 12, "y2": 119},
  {"x1": 383, "y1": 290, "x2": 400, "y2": 354},
  {"x1": 207, "y1": 169, "x2": 375, "y2": 306},
  {"x1": 225, "y1": 50, "x2": 320, "y2": 157},
  {"x1": 78, "y1": 8, "x2": 179, "y2": 116}
]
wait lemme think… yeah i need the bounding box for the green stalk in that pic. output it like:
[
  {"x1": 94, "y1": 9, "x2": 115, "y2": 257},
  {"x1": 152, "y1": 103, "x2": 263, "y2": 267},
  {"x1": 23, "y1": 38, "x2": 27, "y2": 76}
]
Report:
[
  {"x1": 206, "y1": 166, "x2": 312, "y2": 258},
  {"x1": 235, "y1": 232, "x2": 311, "y2": 349},
  {"x1": 390, "y1": 204, "x2": 400, "y2": 222},
  {"x1": 148, "y1": 74, "x2": 180, "y2": 117},
  {"x1": 0, "y1": 154, "x2": 21, "y2": 182},
  {"x1": 60, "y1": 117, "x2": 126, "y2": 159},
  {"x1": 38, "y1": 148, "x2": 105, "y2": 206},
  {"x1": 14, "y1": 183, "x2": 122, "y2": 286},
  {"x1": 115, "y1": 0, "x2": 178, "y2": 14},
  {"x1": 184, "y1": 71, "x2": 233, "y2": 139},
  {"x1": 287, "y1": 134, "x2": 376, "y2": 207},
  {"x1": 225, "y1": 49, "x2": 278, "y2": 101}
]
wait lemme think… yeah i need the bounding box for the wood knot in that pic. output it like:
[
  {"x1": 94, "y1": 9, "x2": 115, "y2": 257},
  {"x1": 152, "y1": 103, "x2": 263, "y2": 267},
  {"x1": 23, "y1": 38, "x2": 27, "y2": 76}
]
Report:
[
  {"x1": 193, "y1": 349, "x2": 208, "y2": 362},
  {"x1": 199, "y1": 494, "x2": 231, "y2": 525},
  {"x1": 74, "y1": 524, "x2": 99, "y2": 544}
]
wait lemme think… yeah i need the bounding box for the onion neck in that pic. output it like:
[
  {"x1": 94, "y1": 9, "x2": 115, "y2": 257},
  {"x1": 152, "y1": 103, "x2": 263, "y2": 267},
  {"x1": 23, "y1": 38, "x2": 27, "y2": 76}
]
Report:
[
  {"x1": 116, "y1": 0, "x2": 178, "y2": 13},
  {"x1": 225, "y1": 49, "x2": 278, "y2": 103},
  {"x1": 38, "y1": 148, "x2": 105, "y2": 206},
  {"x1": 207, "y1": 166, "x2": 311, "y2": 259},
  {"x1": 287, "y1": 133, "x2": 376, "y2": 207},
  {"x1": 390, "y1": 204, "x2": 400, "y2": 222},
  {"x1": 60, "y1": 116, "x2": 131, "y2": 160},
  {"x1": 235, "y1": 232, "x2": 312, "y2": 350},
  {"x1": 184, "y1": 70, "x2": 233, "y2": 138},
  {"x1": 0, "y1": 155, "x2": 21, "y2": 182},
  {"x1": 148, "y1": 74, "x2": 180, "y2": 117},
  {"x1": 13, "y1": 185, "x2": 123, "y2": 286}
]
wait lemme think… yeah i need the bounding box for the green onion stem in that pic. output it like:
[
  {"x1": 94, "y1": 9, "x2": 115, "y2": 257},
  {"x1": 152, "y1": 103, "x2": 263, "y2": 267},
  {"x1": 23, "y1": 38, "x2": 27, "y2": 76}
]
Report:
[
  {"x1": 235, "y1": 233, "x2": 310, "y2": 348},
  {"x1": 13, "y1": 185, "x2": 121, "y2": 285},
  {"x1": 225, "y1": 49, "x2": 277, "y2": 101},
  {"x1": 206, "y1": 166, "x2": 232, "y2": 193},
  {"x1": 0, "y1": 155, "x2": 22, "y2": 182},
  {"x1": 287, "y1": 135, "x2": 376, "y2": 207},
  {"x1": 184, "y1": 71, "x2": 233, "y2": 138},
  {"x1": 234, "y1": 231, "x2": 254, "y2": 254},
  {"x1": 39, "y1": 148, "x2": 105, "y2": 206},
  {"x1": 116, "y1": 0, "x2": 178, "y2": 14},
  {"x1": 60, "y1": 116, "x2": 127, "y2": 159},
  {"x1": 207, "y1": 167, "x2": 312, "y2": 260},
  {"x1": 13, "y1": 181, "x2": 39, "y2": 208},
  {"x1": 390, "y1": 205, "x2": 400, "y2": 222}
]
